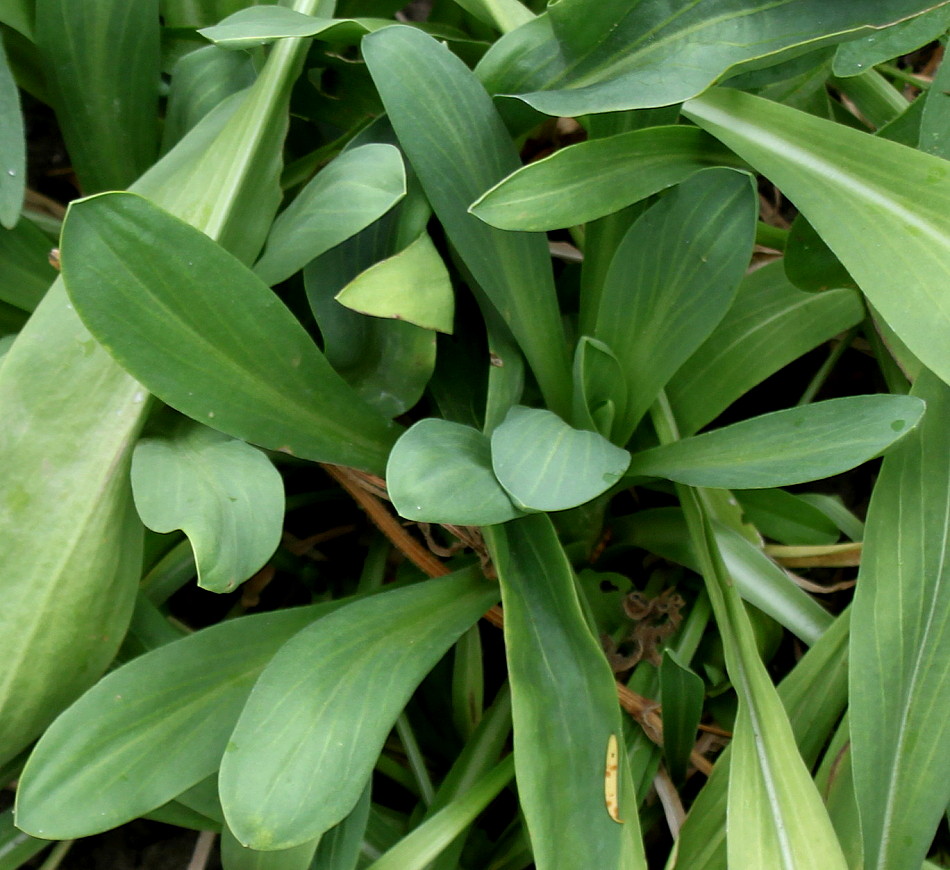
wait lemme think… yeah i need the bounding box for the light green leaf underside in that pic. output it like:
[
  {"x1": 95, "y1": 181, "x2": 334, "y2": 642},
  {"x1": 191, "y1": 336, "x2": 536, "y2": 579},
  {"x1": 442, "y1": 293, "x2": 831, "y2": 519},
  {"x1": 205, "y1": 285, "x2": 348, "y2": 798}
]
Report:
[
  {"x1": 850, "y1": 371, "x2": 950, "y2": 870},
  {"x1": 0, "y1": 34, "x2": 25, "y2": 228},
  {"x1": 387, "y1": 418, "x2": 524, "y2": 525},
  {"x1": 490, "y1": 406, "x2": 630, "y2": 512},
  {"x1": 469, "y1": 126, "x2": 746, "y2": 231},
  {"x1": 682, "y1": 86, "x2": 950, "y2": 390},
  {"x1": 628, "y1": 395, "x2": 926, "y2": 488},
  {"x1": 61, "y1": 192, "x2": 399, "y2": 475},
  {"x1": 253, "y1": 143, "x2": 406, "y2": 286},
  {"x1": 219, "y1": 568, "x2": 499, "y2": 850},
  {"x1": 666, "y1": 262, "x2": 864, "y2": 436},
  {"x1": 131, "y1": 421, "x2": 284, "y2": 593},
  {"x1": 335, "y1": 230, "x2": 454, "y2": 333},
  {"x1": 15, "y1": 603, "x2": 333, "y2": 839}
]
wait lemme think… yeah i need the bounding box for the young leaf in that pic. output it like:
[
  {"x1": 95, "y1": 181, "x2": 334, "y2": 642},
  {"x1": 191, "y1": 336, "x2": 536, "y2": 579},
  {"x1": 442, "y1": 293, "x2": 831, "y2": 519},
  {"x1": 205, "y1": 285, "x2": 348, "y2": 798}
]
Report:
[
  {"x1": 850, "y1": 371, "x2": 950, "y2": 870},
  {"x1": 387, "y1": 418, "x2": 523, "y2": 525},
  {"x1": 61, "y1": 191, "x2": 400, "y2": 475},
  {"x1": 0, "y1": 32, "x2": 25, "y2": 228},
  {"x1": 627, "y1": 395, "x2": 925, "y2": 489},
  {"x1": 469, "y1": 126, "x2": 745, "y2": 231},
  {"x1": 219, "y1": 567, "x2": 499, "y2": 850},
  {"x1": 15, "y1": 603, "x2": 335, "y2": 839},
  {"x1": 682, "y1": 86, "x2": 950, "y2": 389},
  {"x1": 665, "y1": 262, "x2": 864, "y2": 435},
  {"x1": 490, "y1": 406, "x2": 630, "y2": 512},
  {"x1": 484, "y1": 515, "x2": 647, "y2": 870},
  {"x1": 659, "y1": 650, "x2": 704, "y2": 785},
  {"x1": 335, "y1": 230, "x2": 454, "y2": 334},
  {"x1": 363, "y1": 25, "x2": 572, "y2": 419},
  {"x1": 130, "y1": 420, "x2": 284, "y2": 593},
  {"x1": 594, "y1": 168, "x2": 757, "y2": 440},
  {"x1": 253, "y1": 143, "x2": 406, "y2": 286},
  {"x1": 735, "y1": 488, "x2": 840, "y2": 546}
]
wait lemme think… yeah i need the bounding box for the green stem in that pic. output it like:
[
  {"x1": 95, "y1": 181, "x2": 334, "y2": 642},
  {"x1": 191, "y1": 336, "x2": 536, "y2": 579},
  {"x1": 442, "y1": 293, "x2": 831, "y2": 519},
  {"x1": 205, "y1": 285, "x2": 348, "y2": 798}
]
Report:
[
  {"x1": 876, "y1": 62, "x2": 931, "y2": 90},
  {"x1": 830, "y1": 69, "x2": 908, "y2": 129},
  {"x1": 396, "y1": 713, "x2": 436, "y2": 806},
  {"x1": 797, "y1": 326, "x2": 858, "y2": 406}
]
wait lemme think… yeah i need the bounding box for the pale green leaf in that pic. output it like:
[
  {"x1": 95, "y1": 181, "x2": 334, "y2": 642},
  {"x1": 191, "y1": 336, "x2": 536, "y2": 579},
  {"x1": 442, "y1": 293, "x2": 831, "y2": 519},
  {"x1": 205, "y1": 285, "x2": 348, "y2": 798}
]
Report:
[
  {"x1": 219, "y1": 568, "x2": 499, "y2": 850},
  {"x1": 627, "y1": 395, "x2": 925, "y2": 489},
  {"x1": 387, "y1": 418, "x2": 524, "y2": 525},
  {"x1": 682, "y1": 87, "x2": 950, "y2": 389},
  {"x1": 61, "y1": 192, "x2": 400, "y2": 475},
  {"x1": 851, "y1": 371, "x2": 950, "y2": 869},
  {"x1": 0, "y1": 33, "x2": 24, "y2": 228},
  {"x1": 335, "y1": 230, "x2": 454, "y2": 334},
  {"x1": 490, "y1": 406, "x2": 630, "y2": 512},
  {"x1": 131, "y1": 420, "x2": 284, "y2": 593},
  {"x1": 735, "y1": 488, "x2": 840, "y2": 546},
  {"x1": 469, "y1": 126, "x2": 745, "y2": 231}
]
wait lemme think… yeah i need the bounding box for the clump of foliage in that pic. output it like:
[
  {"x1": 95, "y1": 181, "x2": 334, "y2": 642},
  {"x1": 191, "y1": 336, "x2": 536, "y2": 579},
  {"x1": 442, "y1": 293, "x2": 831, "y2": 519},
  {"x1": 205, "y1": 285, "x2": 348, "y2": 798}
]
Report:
[{"x1": 1, "y1": 1, "x2": 950, "y2": 868}]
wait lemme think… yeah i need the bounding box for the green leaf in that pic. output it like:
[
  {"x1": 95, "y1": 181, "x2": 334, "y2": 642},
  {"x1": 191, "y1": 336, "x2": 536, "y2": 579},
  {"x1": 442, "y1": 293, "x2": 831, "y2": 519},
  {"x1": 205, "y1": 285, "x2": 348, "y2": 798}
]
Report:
[
  {"x1": 833, "y1": 6, "x2": 950, "y2": 76},
  {"x1": 447, "y1": 0, "x2": 533, "y2": 33},
  {"x1": 850, "y1": 371, "x2": 950, "y2": 869},
  {"x1": 253, "y1": 143, "x2": 406, "y2": 286},
  {"x1": 219, "y1": 567, "x2": 499, "y2": 850},
  {"x1": 130, "y1": 420, "x2": 284, "y2": 594},
  {"x1": 628, "y1": 395, "x2": 925, "y2": 489},
  {"x1": 665, "y1": 262, "x2": 864, "y2": 435},
  {"x1": 199, "y1": 5, "x2": 347, "y2": 47},
  {"x1": 571, "y1": 336, "x2": 625, "y2": 437},
  {"x1": 0, "y1": 0, "x2": 34, "y2": 38},
  {"x1": 659, "y1": 650, "x2": 704, "y2": 785},
  {"x1": 221, "y1": 827, "x2": 320, "y2": 870},
  {"x1": 594, "y1": 168, "x2": 757, "y2": 440},
  {"x1": 35, "y1": 0, "x2": 159, "y2": 191},
  {"x1": 387, "y1": 419, "x2": 523, "y2": 525},
  {"x1": 363, "y1": 25, "x2": 572, "y2": 419},
  {"x1": 15, "y1": 603, "x2": 334, "y2": 839},
  {"x1": 735, "y1": 488, "x2": 840, "y2": 546},
  {"x1": 783, "y1": 215, "x2": 857, "y2": 293},
  {"x1": 490, "y1": 406, "x2": 630, "y2": 512},
  {"x1": 469, "y1": 126, "x2": 745, "y2": 231},
  {"x1": 0, "y1": 217, "x2": 56, "y2": 312},
  {"x1": 682, "y1": 87, "x2": 950, "y2": 390},
  {"x1": 61, "y1": 191, "x2": 399, "y2": 475},
  {"x1": 484, "y1": 516, "x2": 647, "y2": 870},
  {"x1": 335, "y1": 230, "x2": 454, "y2": 333},
  {"x1": 311, "y1": 782, "x2": 371, "y2": 870},
  {"x1": 480, "y1": 0, "x2": 945, "y2": 115},
  {"x1": 920, "y1": 43, "x2": 950, "y2": 158},
  {"x1": 0, "y1": 33, "x2": 24, "y2": 228},
  {"x1": 161, "y1": 0, "x2": 280, "y2": 28}
]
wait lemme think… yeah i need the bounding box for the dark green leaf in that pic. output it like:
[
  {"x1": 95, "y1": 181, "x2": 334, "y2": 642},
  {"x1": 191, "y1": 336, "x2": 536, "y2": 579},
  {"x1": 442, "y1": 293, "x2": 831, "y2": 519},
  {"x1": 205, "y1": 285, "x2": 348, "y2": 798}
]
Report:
[
  {"x1": 219, "y1": 568, "x2": 499, "y2": 850},
  {"x1": 833, "y1": 6, "x2": 950, "y2": 76},
  {"x1": 0, "y1": 217, "x2": 56, "y2": 312},
  {"x1": 736, "y1": 488, "x2": 841, "y2": 546},
  {"x1": 387, "y1": 418, "x2": 523, "y2": 525},
  {"x1": 490, "y1": 406, "x2": 630, "y2": 512},
  {"x1": 0, "y1": 33, "x2": 24, "y2": 228},
  {"x1": 61, "y1": 192, "x2": 400, "y2": 475},
  {"x1": 920, "y1": 44, "x2": 950, "y2": 158},
  {"x1": 784, "y1": 215, "x2": 858, "y2": 293},
  {"x1": 659, "y1": 650, "x2": 704, "y2": 784}
]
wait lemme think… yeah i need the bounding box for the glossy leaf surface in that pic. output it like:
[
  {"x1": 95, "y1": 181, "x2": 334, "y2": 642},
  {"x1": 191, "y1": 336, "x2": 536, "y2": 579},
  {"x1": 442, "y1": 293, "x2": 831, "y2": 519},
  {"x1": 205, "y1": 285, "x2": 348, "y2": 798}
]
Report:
[
  {"x1": 628, "y1": 395, "x2": 924, "y2": 489},
  {"x1": 683, "y1": 87, "x2": 950, "y2": 389},
  {"x1": 61, "y1": 192, "x2": 399, "y2": 475},
  {"x1": 469, "y1": 126, "x2": 744, "y2": 231},
  {"x1": 387, "y1": 418, "x2": 523, "y2": 525},
  {"x1": 219, "y1": 568, "x2": 499, "y2": 849},
  {"x1": 851, "y1": 371, "x2": 950, "y2": 869},
  {"x1": 131, "y1": 421, "x2": 284, "y2": 593},
  {"x1": 490, "y1": 406, "x2": 630, "y2": 512}
]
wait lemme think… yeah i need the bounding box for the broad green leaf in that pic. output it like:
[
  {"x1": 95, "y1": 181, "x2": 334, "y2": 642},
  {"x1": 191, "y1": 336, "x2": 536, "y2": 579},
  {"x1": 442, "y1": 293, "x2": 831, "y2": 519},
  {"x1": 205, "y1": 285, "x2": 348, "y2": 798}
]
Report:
[
  {"x1": 0, "y1": 33, "x2": 24, "y2": 228},
  {"x1": 571, "y1": 336, "x2": 625, "y2": 437},
  {"x1": 665, "y1": 262, "x2": 864, "y2": 435},
  {"x1": 469, "y1": 126, "x2": 745, "y2": 231},
  {"x1": 61, "y1": 192, "x2": 400, "y2": 475},
  {"x1": 735, "y1": 488, "x2": 840, "y2": 546},
  {"x1": 627, "y1": 395, "x2": 925, "y2": 489},
  {"x1": 310, "y1": 782, "x2": 371, "y2": 870},
  {"x1": 253, "y1": 144, "x2": 406, "y2": 286},
  {"x1": 221, "y1": 827, "x2": 320, "y2": 870},
  {"x1": 833, "y1": 6, "x2": 950, "y2": 76},
  {"x1": 682, "y1": 87, "x2": 950, "y2": 389},
  {"x1": 594, "y1": 169, "x2": 757, "y2": 440},
  {"x1": 335, "y1": 230, "x2": 454, "y2": 333},
  {"x1": 920, "y1": 44, "x2": 950, "y2": 158},
  {"x1": 219, "y1": 567, "x2": 499, "y2": 850},
  {"x1": 490, "y1": 406, "x2": 630, "y2": 512},
  {"x1": 484, "y1": 515, "x2": 647, "y2": 870},
  {"x1": 15, "y1": 604, "x2": 332, "y2": 839},
  {"x1": 161, "y1": 0, "x2": 279, "y2": 28},
  {"x1": 850, "y1": 371, "x2": 950, "y2": 870},
  {"x1": 161, "y1": 45, "x2": 256, "y2": 153},
  {"x1": 0, "y1": 806, "x2": 50, "y2": 868},
  {"x1": 387, "y1": 418, "x2": 523, "y2": 525},
  {"x1": 0, "y1": 0, "x2": 33, "y2": 37},
  {"x1": 130, "y1": 420, "x2": 284, "y2": 593},
  {"x1": 0, "y1": 216, "x2": 56, "y2": 312},
  {"x1": 35, "y1": 0, "x2": 159, "y2": 191},
  {"x1": 447, "y1": 0, "x2": 533, "y2": 33},
  {"x1": 363, "y1": 25, "x2": 572, "y2": 419},
  {"x1": 783, "y1": 215, "x2": 857, "y2": 293},
  {"x1": 479, "y1": 0, "x2": 945, "y2": 115},
  {"x1": 659, "y1": 650, "x2": 704, "y2": 785}
]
